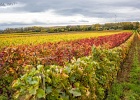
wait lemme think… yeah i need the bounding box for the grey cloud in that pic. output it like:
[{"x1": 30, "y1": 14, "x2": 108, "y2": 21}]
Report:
[
  {"x1": 16, "y1": 0, "x2": 140, "y2": 18},
  {"x1": 2, "y1": 0, "x2": 140, "y2": 18},
  {"x1": 1, "y1": 0, "x2": 140, "y2": 29}
]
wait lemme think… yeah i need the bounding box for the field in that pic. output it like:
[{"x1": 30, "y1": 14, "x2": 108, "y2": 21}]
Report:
[
  {"x1": 0, "y1": 30, "x2": 130, "y2": 49},
  {"x1": 0, "y1": 30, "x2": 138, "y2": 100}
]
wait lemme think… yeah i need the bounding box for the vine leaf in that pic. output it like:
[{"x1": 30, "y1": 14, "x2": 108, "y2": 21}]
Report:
[
  {"x1": 69, "y1": 88, "x2": 81, "y2": 97},
  {"x1": 46, "y1": 86, "x2": 52, "y2": 94},
  {"x1": 37, "y1": 88, "x2": 45, "y2": 98}
]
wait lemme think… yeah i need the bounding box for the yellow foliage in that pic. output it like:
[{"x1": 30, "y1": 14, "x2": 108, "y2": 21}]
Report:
[{"x1": 0, "y1": 30, "x2": 130, "y2": 49}]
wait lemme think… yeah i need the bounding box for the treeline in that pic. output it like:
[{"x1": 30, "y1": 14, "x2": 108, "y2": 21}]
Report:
[{"x1": 1, "y1": 22, "x2": 140, "y2": 33}]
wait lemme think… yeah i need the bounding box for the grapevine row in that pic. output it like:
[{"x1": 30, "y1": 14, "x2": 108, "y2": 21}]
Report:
[{"x1": 12, "y1": 33, "x2": 134, "y2": 100}]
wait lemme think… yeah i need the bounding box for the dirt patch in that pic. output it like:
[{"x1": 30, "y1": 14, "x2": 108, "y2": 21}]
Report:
[
  {"x1": 117, "y1": 34, "x2": 138, "y2": 82},
  {"x1": 137, "y1": 37, "x2": 140, "y2": 62}
]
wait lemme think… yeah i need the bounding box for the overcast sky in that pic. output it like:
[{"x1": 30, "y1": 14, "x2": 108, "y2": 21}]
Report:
[{"x1": 0, "y1": 0, "x2": 140, "y2": 29}]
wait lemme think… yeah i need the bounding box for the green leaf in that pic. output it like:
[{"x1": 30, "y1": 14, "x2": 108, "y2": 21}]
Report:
[
  {"x1": 37, "y1": 88, "x2": 45, "y2": 98},
  {"x1": 64, "y1": 66, "x2": 71, "y2": 74},
  {"x1": 30, "y1": 80, "x2": 38, "y2": 85},
  {"x1": 29, "y1": 87, "x2": 37, "y2": 95},
  {"x1": 46, "y1": 77, "x2": 52, "y2": 83},
  {"x1": 74, "y1": 82, "x2": 80, "y2": 88},
  {"x1": 46, "y1": 86, "x2": 52, "y2": 94},
  {"x1": 26, "y1": 77, "x2": 32, "y2": 84},
  {"x1": 98, "y1": 87, "x2": 105, "y2": 96},
  {"x1": 12, "y1": 79, "x2": 20, "y2": 88},
  {"x1": 13, "y1": 91, "x2": 20, "y2": 99},
  {"x1": 37, "y1": 65, "x2": 44, "y2": 70},
  {"x1": 58, "y1": 98, "x2": 63, "y2": 100},
  {"x1": 69, "y1": 88, "x2": 81, "y2": 97},
  {"x1": 70, "y1": 76, "x2": 75, "y2": 82}
]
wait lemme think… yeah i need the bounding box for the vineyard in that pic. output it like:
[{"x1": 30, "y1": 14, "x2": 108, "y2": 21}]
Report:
[
  {"x1": 0, "y1": 31, "x2": 137, "y2": 100},
  {"x1": 0, "y1": 30, "x2": 129, "y2": 49}
]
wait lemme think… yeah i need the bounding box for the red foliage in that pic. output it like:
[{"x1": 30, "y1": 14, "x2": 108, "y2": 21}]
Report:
[{"x1": 0, "y1": 32, "x2": 132, "y2": 70}]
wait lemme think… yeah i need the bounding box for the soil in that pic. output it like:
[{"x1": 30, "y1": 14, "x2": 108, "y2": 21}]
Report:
[{"x1": 117, "y1": 34, "x2": 140, "y2": 82}]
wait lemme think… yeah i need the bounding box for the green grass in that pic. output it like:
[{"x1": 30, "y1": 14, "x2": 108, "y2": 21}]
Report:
[
  {"x1": 122, "y1": 43, "x2": 140, "y2": 100},
  {"x1": 107, "y1": 82, "x2": 124, "y2": 100}
]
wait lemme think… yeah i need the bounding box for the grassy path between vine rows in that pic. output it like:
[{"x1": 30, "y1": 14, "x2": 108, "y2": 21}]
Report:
[{"x1": 107, "y1": 34, "x2": 140, "y2": 100}]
